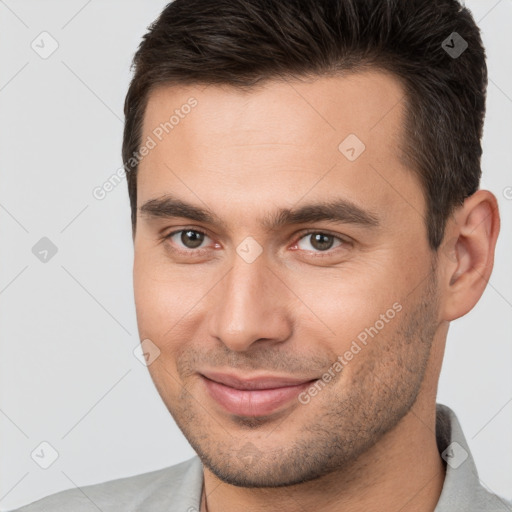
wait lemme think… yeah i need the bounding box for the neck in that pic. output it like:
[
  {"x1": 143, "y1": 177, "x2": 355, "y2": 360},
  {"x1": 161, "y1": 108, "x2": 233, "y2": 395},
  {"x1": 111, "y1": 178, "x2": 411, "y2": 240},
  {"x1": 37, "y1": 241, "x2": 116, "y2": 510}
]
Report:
[{"x1": 201, "y1": 400, "x2": 445, "y2": 512}]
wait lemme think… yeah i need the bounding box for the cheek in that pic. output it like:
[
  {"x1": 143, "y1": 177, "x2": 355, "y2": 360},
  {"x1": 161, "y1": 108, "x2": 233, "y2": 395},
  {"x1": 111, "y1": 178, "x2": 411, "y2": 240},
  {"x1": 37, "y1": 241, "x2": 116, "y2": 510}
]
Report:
[
  {"x1": 133, "y1": 250, "x2": 217, "y2": 355},
  {"x1": 290, "y1": 265, "x2": 403, "y2": 351},
  {"x1": 133, "y1": 261, "x2": 195, "y2": 393},
  {"x1": 133, "y1": 251, "x2": 184, "y2": 338}
]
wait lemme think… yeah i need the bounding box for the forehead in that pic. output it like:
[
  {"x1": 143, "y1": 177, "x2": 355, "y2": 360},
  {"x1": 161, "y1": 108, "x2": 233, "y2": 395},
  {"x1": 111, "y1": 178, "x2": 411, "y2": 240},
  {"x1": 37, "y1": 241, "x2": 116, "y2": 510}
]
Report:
[
  {"x1": 136, "y1": 71, "x2": 423, "y2": 232},
  {"x1": 141, "y1": 70, "x2": 406, "y2": 147}
]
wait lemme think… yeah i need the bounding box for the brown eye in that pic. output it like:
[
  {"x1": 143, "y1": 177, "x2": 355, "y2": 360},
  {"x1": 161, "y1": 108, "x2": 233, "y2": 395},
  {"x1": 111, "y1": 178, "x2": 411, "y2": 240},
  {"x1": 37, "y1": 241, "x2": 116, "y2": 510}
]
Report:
[
  {"x1": 166, "y1": 229, "x2": 210, "y2": 250},
  {"x1": 297, "y1": 232, "x2": 343, "y2": 252},
  {"x1": 181, "y1": 230, "x2": 204, "y2": 248}
]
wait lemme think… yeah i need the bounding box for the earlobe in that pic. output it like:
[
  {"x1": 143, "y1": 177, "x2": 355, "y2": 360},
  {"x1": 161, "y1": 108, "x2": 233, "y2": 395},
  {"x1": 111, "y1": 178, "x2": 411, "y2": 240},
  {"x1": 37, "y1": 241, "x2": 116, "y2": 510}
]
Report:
[{"x1": 441, "y1": 190, "x2": 500, "y2": 321}]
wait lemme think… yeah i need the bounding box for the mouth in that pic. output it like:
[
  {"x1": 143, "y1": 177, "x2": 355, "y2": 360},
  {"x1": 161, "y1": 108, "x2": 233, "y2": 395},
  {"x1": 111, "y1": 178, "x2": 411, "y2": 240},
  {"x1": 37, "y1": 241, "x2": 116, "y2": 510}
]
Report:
[{"x1": 199, "y1": 371, "x2": 318, "y2": 417}]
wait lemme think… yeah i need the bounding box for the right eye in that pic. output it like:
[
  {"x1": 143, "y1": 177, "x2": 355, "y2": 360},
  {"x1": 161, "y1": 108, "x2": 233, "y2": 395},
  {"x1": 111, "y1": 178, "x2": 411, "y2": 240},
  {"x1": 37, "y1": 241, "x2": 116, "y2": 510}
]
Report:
[{"x1": 165, "y1": 229, "x2": 214, "y2": 252}]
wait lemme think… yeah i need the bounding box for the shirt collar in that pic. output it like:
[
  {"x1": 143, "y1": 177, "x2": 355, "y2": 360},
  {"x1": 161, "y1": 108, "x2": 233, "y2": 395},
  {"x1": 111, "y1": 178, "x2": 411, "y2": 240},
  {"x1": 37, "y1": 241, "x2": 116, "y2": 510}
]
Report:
[{"x1": 434, "y1": 403, "x2": 510, "y2": 511}]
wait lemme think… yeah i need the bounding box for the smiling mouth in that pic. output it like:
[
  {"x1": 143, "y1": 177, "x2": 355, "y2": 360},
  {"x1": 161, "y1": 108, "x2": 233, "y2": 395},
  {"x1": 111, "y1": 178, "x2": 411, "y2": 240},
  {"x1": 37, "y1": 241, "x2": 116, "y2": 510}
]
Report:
[{"x1": 199, "y1": 371, "x2": 318, "y2": 417}]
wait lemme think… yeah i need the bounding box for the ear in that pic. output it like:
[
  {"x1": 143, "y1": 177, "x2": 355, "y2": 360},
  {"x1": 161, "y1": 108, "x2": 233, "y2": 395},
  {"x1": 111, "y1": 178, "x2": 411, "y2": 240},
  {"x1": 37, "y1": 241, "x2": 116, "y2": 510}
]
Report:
[{"x1": 439, "y1": 190, "x2": 500, "y2": 322}]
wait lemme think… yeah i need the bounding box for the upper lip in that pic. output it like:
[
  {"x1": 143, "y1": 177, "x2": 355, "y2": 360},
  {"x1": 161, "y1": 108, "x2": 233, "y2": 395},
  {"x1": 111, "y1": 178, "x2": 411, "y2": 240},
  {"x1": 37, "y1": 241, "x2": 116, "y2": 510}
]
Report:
[{"x1": 200, "y1": 371, "x2": 317, "y2": 390}]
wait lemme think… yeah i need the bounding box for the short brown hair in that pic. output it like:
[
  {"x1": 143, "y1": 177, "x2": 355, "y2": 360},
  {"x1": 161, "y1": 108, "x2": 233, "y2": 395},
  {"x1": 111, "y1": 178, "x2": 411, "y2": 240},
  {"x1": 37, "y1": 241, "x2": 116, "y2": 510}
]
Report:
[{"x1": 122, "y1": 0, "x2": 487, "y2": 249}]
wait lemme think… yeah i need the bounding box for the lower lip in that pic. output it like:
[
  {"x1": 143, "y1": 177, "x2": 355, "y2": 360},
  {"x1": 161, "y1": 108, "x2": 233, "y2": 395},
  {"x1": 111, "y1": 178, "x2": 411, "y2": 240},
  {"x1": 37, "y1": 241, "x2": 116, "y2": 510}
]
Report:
[{"x1": 201, "y1": 376, "x2": 315, "y2": 417}]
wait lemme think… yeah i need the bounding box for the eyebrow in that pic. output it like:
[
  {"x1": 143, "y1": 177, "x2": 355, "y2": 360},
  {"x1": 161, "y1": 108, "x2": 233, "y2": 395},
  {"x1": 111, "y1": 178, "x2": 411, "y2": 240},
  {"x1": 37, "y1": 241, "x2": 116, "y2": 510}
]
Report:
[{"x1": 139, "y1": 194, "x2": 380, "y2": 230}]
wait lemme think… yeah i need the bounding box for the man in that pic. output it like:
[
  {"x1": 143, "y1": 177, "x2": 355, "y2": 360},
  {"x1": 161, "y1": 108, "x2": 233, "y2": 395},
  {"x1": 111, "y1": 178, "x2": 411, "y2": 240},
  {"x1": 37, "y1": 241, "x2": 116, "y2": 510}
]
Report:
[{"x1": 13, "y1": 0, "x2": 509, "y2": 510}]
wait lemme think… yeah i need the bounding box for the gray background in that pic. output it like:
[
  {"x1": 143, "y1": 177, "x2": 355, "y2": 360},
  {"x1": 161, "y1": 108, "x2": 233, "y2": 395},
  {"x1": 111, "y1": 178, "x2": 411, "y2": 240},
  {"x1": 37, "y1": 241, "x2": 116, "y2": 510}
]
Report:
[{"x1": 0, "y1": 0, "x2": 511, "y2": 509}]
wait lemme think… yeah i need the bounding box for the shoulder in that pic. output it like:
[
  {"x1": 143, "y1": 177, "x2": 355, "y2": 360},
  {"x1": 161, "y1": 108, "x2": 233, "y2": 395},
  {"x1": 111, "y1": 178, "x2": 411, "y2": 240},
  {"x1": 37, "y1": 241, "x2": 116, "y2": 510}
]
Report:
[
  {"x1": 10, "y1": 456, "x2": 203, "y2": 512},
  {"x1": 435, "y1": 404, "x2": 512, "y2": 512}
]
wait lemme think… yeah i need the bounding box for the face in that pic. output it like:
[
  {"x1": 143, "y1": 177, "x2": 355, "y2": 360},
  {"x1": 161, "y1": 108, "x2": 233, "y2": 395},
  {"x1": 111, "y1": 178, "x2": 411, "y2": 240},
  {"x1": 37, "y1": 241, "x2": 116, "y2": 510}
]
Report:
[{"x1": 133, "y1": 71, "x2": 442, "y2": 487}]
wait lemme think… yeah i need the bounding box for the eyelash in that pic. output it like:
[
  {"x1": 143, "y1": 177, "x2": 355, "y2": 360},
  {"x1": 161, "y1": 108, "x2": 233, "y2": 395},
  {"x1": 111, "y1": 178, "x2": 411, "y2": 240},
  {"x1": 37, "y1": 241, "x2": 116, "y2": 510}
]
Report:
[{"x1": 163, "y1": 228, "x2": 349, "y2": 257}]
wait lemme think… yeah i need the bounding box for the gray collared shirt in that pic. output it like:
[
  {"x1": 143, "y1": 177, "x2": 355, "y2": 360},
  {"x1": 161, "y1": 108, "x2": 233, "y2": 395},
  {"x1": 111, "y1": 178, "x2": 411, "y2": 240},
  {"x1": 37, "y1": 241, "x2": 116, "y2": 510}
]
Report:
[{"x1": 11, "y1": 403, "x2": 511, "y2": 511}]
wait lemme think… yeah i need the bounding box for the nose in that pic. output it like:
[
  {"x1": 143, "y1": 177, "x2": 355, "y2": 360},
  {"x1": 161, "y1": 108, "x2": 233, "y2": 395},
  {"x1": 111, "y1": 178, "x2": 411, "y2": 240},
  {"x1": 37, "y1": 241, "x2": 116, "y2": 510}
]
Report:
[{"x1": 207, "y1": 250, "x2": 293, "y2": 352}]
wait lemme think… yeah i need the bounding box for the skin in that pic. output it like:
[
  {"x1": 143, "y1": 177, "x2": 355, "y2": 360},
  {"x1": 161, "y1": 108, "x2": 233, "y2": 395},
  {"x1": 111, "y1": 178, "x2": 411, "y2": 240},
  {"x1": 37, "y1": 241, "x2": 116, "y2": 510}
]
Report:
[{"x1": 132, "y1": 70, "x2": 500, "y2": 512}]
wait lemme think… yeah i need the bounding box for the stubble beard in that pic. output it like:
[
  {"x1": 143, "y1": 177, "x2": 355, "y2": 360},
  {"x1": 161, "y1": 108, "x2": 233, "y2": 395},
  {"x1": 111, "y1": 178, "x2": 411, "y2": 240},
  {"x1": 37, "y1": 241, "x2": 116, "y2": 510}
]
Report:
[{"x1": 158, "y1": 267, "x2": 439, "y2": 488}]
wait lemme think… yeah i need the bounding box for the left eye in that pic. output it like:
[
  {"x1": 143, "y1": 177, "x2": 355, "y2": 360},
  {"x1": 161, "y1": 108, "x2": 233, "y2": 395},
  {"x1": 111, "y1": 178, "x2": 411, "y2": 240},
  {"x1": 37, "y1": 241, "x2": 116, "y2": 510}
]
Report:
[
  {"x1": 166, "y1": 229, "x2": 212, "y2": 250},
  {"x1": 296, "y1": 232, "x2": 343, "y2": 252}
]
